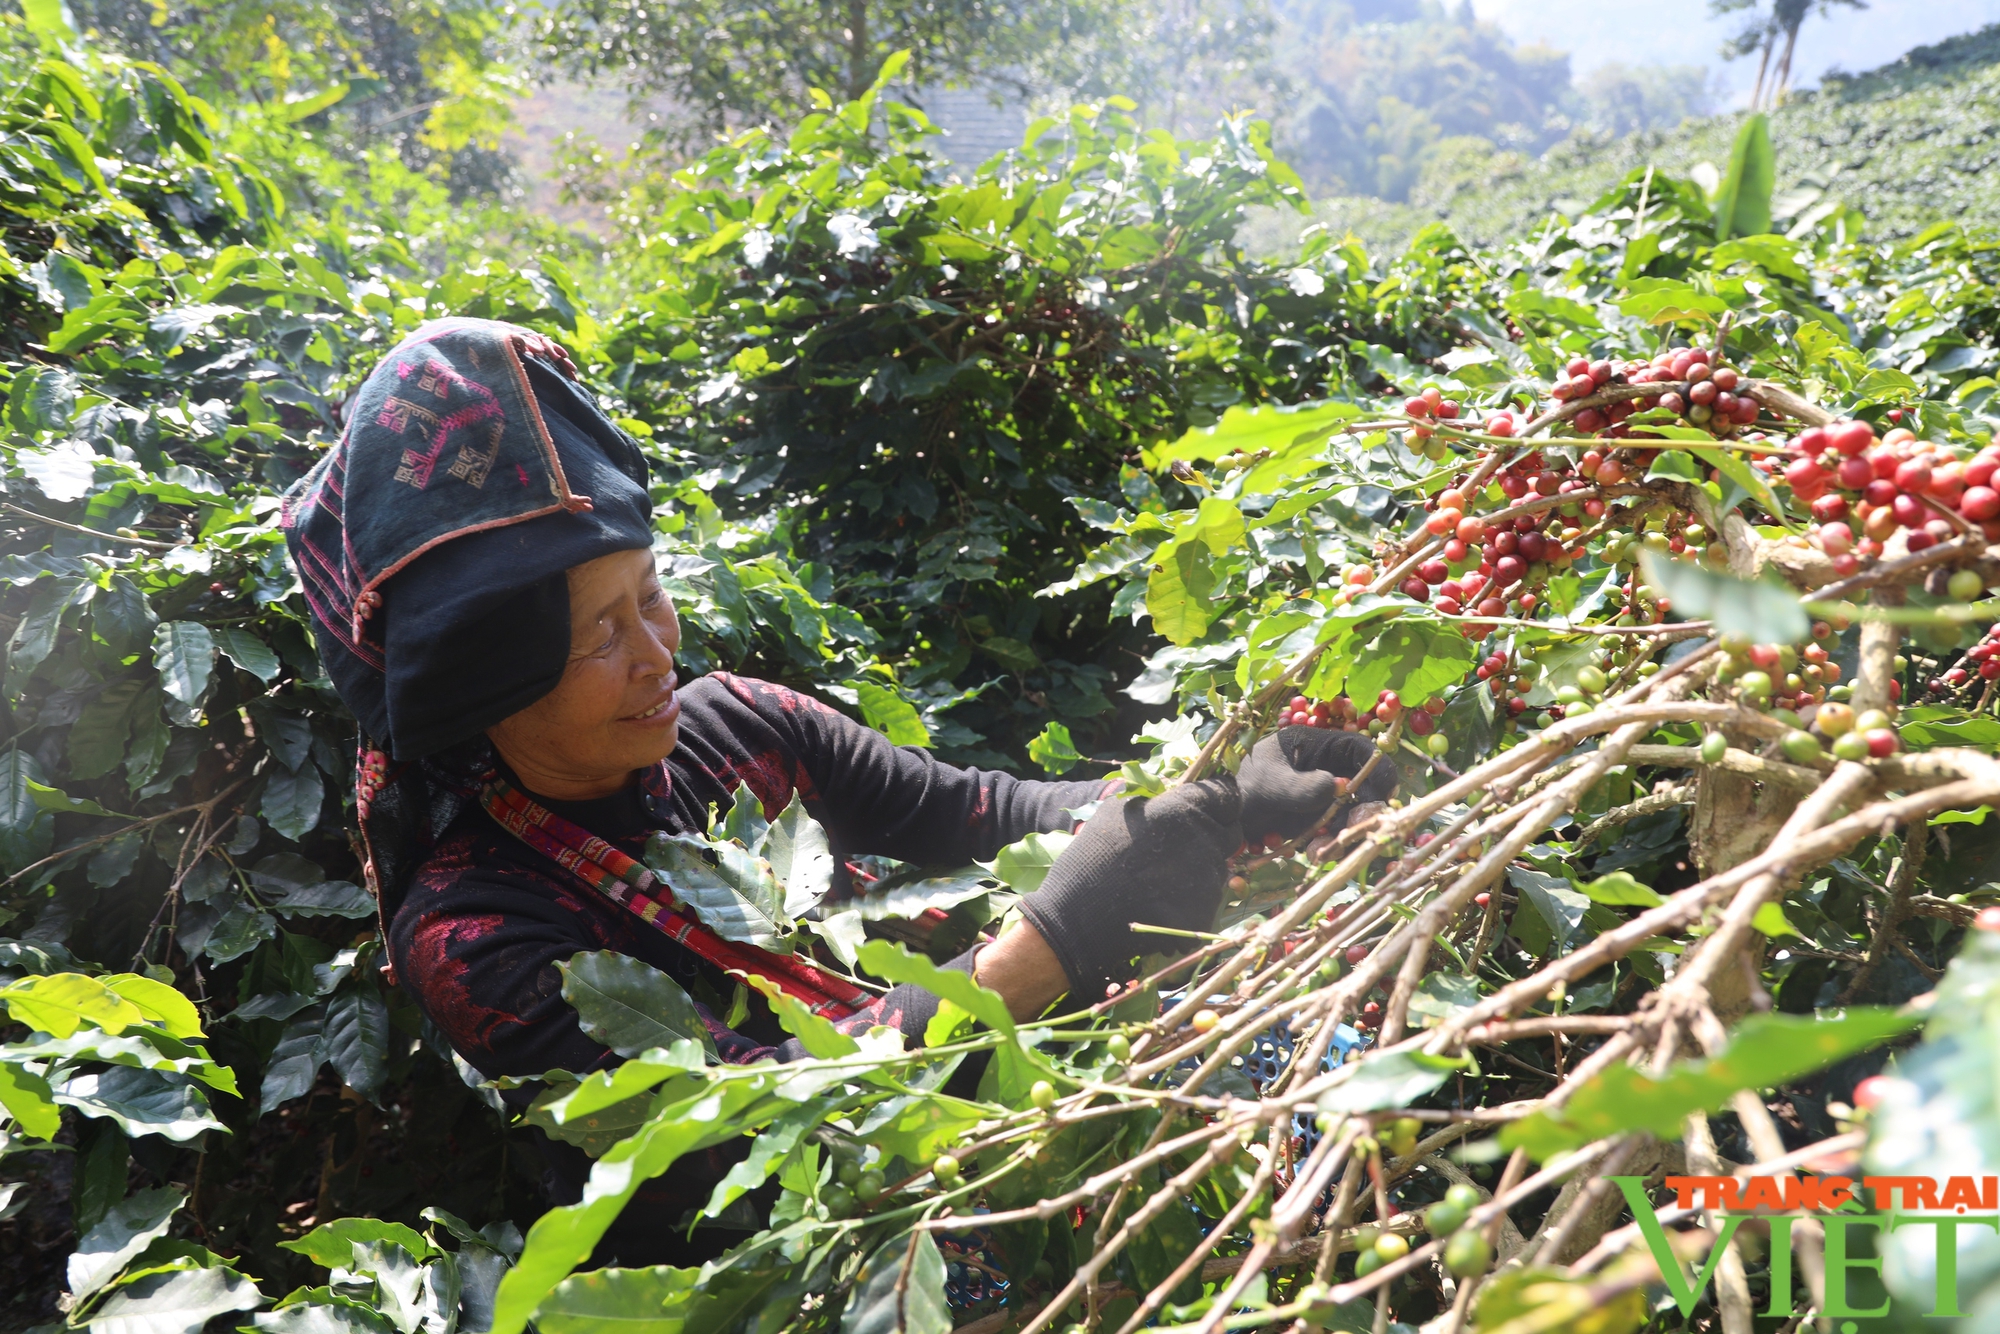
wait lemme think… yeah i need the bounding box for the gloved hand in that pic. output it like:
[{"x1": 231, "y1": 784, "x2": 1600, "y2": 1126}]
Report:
[
  {"x1": 1018, "y1": 728, "x2": 1394, "y2": 1000},
  {"x1": 1237, "y1": 726, "x2": 1391, "y2": 848},
  {"x1": 1018, "y1": 780, "x2": 1241, "y2": 1003}
]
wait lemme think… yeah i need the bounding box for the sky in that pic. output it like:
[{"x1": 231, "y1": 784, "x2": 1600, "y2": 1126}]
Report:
[{"x1": 1469, "y1": 0, "x2": 2000, "y2": 103}]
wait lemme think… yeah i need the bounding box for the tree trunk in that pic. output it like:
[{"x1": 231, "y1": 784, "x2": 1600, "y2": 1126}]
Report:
[
  {"x1": 846, "y1": 0, "x2": 871, "y2": 101},
  {"x1": 1750, "y1": 29, "x2": 1775, "y2": 112},
  {"x1": 1775, "y1": 20, "x2": 1802, "y2": 103}
]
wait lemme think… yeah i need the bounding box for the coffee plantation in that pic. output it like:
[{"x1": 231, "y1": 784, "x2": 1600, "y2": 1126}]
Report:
[{"x1": 11, "y1": 20, "x2": 2000, "y2": 1334}]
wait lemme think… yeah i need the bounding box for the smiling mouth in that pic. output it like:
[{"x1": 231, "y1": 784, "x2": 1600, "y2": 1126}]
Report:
[{"x1": 625, "y1": 680, "x2": 679, "y2": 722}]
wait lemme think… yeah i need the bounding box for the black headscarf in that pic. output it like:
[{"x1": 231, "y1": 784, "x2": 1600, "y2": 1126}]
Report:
[{"x1": 280, "y1": 318, "x2": 656, "y2": 917}]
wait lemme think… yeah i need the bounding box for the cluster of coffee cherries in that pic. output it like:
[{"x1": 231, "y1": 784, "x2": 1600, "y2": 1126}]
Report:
[
  {"x1": 1543, "y1": 347, "x2": 1760, "y2": 437},
  {"x1": 1929, "y1": 621, "x2": 2000, "y2": 695},
  {"x1": 1780, "y1": 421, "x2": 2000, "y2": 569},
  {"x1": 1402, "y1": 463, "x2": 1595, "y2": 625},
  {"x1": 1710, "y1": 631, "x2": 1903, "y2": 763},
  {"x1": 1281, "y1": 691, "x2": 1452, "y2": 756}
]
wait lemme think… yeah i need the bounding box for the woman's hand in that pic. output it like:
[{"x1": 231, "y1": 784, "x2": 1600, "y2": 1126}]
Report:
[
  {"x1": 973, "y1": 919, "x2": 1073, "y2": 1022},
  {"x1": 1236, "y1": 726, "x2": 1388, "y2": 847},
  {"x1": 1011, "y1": 729, "x2": 1396, "y2": 1004}
]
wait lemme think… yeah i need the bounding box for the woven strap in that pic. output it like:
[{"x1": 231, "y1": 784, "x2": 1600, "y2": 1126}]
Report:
[{"x1": 479, "y1": 776, "x2": 870, "y2": 1019}]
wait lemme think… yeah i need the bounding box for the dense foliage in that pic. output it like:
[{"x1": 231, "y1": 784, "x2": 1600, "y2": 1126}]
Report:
[{"x1": 13, "y1": 16, "x2": 2000, "y2": 1334}]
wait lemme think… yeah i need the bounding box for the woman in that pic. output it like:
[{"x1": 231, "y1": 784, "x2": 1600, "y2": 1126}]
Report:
[{"x1": 282, "y1": 318, "x2": 1389, "y2": 1263}]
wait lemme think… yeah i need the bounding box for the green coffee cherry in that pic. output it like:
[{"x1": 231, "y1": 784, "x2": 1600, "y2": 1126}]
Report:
[
  {"x1": 1106, "y1": 1034, "x2": 1131, "y2": 1061},
  {"x1": 1373, "y1": 1232, "x2": 1411, "y2": 1262},
  {"x1": 932, "y1": 1155, "x2": 962, "y2": 1185},
  {"x1": 1444, "y1": 1182, "x2": 1481, "y2": 1212},
  {"x1": 1948, "y1": 568, "x2": 1986, "y2": 601},
  {"x1": 1353, "y1": 1248, "x2": 1383, "y2": 1278},
  {"x1": 1444, "y1": 1228, "x2": 1494, "y2": 1278},
  {"x1": 823, "y1": 1185, "x2": 855, "y2": 1218},
  {"x1": 1737, "y1": 670, "x2": 1773, "y2": 700},
  {"x1": 856, "y1": 1170, "x2": 886, "y2": 1203},
  {"x1": 838, "y1": 1160, "x2": 862, "y2": 1188},
  {"x1": 1832, "y1": 731, "x2": 1871, "y2": 762},
  {"x1": 1424, "y1": 1200, "x2": 1468, "y2": 1235},
  {"x1": 1030, "y1": 1080, "x2": 1057, "y2": 1111},
  {"x1": 1780, "y1": 730, "x2": 1824, "y2": 764},
  {"x1": 1699, "y1": 732, "x2": 1728, "y2": 764},
  {"x1": 1576, "y1": 665, "x2": 1608, "y2": 695},
  {"x1": 1426, "y1": 732, "x2": 1450, "y2": 756}
]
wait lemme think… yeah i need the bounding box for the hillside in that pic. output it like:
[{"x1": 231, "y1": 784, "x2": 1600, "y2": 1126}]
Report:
[{"x1": 1249, "y1": 21, "x2": 2000, "y2": 256}]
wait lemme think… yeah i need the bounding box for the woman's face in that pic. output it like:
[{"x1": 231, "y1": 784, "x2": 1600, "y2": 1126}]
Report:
[{"x1": 486, "y1": 547, "x2": 682, "y2": 799}]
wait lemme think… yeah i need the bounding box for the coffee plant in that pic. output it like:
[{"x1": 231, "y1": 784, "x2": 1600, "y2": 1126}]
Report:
[{"x1": 11, "y1": 28, "x2": 2000, "y2": 1334}]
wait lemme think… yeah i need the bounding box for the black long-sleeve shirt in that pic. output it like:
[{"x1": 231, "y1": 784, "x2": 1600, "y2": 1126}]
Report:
[{"x1": 387, "y1": 672, "x2": 1103, "y2": 1258}]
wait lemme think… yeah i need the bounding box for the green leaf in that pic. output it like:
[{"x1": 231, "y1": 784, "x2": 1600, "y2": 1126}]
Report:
[
  {"x1": 856, "y1": 939, "x2": 1015, "y2": 1037},
  {"x1": 250, "y1": 1291, "x2": 398, "y2": 1334},
  {"x1": 741, "y1": 974, "x2": 856, "y2": 1059},
  {"x1": 0, "y1": 748, "x2": 53, "y2": 871},
  {"x1": 852, "y1": 681, "x2": 930, "y2": 747},
  {"x1": 21, "y1": 0, "x2": 77, "y2": 39},
  {"x1": 1511, "y1": 869, "x2": 1590, "y2": 952},
  {"x1": 1638, "y1": 551, "x2": 1808, "y2": 644},
  {"x1": 259, "y1": 1005, "x2": 325, "y2": 1109},
  {"x1": 103, "y1": 974, "x2": 204, "y2": 1038},
  {"x1": 1617, "y1": 278, "x2": 1729, "y2": 325},
  {"x1": 280, "y1": 82, "x2": 349, "y2": 122},
  {"x1": 1576, "y1": 872, "x2": 1665, "y2": 908},
  {"x1": 1685, "y1": 443, "x2": 1787, "y2": 522},
  {"x1": 80, "y1": 1263, "x2": 262, "y2": 1334},
  {"x1": 489, "y1": 1079, "x2": 783, "y2": 1334},
  {"x1": 559, "y1": 951, "x2": 719, "y2": 1060},
  {"x1": 322, "y1": 982, "x2": 391, "y2": 1101},
  {"x1": 1345, "y1": 620, "x2": 1474, "y2": 711},
  {"x1": 1751, "y1": 902, "x2": 1798, "y2": 937},
  {"x1": 68, "y1": 1186, "x2": 186, "y2": 1304},
  {"x1": 762, "y1": 793, "x2": 834, "y2": 919},
  {"x1": 1710, "y1": 235, "x2": 1809, "y2": 283},
  {"x1": 1407, "y1": 973, "x2": 1481, "y2": 1030},
  {"x1": 55, "y1": 1066, "x2": 225, "y2": 1141},
  {"x1": 0, "y1": 972, "x2": 145, "y2": 1037},
  {"x1": 151, "y1": 622, "x2": 216, "y2": 706},
  {"x1": 69, "y1": 678, "x2": 146, "y2": 781},
  {"x1": 282, "y1": 1218, "x2": 438, "y2": 1269},
  {"x1": 1027, "y1": 721, "x2": 1081, "y2": 776},
  {"x1": 646, "y1": 836, "x2": 792, "y2": 953},
  {"x1": 1502, "y1": 1008, "x2": 1919, "y2": 1160},
  {"x1": 1316, "y1": 1050, "x2": 1469, "y2": 1114},
  {"x1": 1154, "y1": 399, "x2": 1359, "y2": 467},
  {"x1": 261, "y1": 765, "x2": 324, "y2": 841},
  {"x1": 535, "y1": 1265, "x2": 701, "y2": 1334},
  {"x1": 718, "y1": 782, "x2": 769, "y2": 848},
  {"x1": 977, "y1": 636, "x2": 1041, "y2": 674},
  {"x1": 214, "y1": 628, "x2": 281, "y2": 682},
  {"x1": 1713, "y1": 113, "x2": 1774, "y2": 243},
  {"x1": 840, "y1": 1233, "x2": 951, "y2": 1334},
  {"x1": 0, "y1": 1060, "x2": 59, "y2": 1139},
  {"x1": 699, "y1": 1097, "x2": 835, "y2": 1222},
  {"x1": 1146, "y1": 540, "x2": 1217, "y2": 646},
  {"x1": 980, "y1": 831, "x2": 1073, "y2": 894}
]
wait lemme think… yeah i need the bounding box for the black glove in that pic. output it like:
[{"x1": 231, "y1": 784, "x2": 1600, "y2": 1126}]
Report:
[
  {"x1": 1236, "y1": 726, "x2": 1393, "y2": 848},
  {"x1": 1019, "y1": 728, "x2": 1395, "y2": 1000},
  {"x1": 1019, "y1": 781, "x2": 1240, "y2": 1002}
]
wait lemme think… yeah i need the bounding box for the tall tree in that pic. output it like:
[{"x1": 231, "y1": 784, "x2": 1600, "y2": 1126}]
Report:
[
  {"x1": 1712, "y1": 0, "x2": 1867, "y2": 109},
  {"x1": 533, "y1": 0, "x2": 1132, "y2": 151}
]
